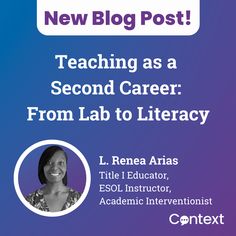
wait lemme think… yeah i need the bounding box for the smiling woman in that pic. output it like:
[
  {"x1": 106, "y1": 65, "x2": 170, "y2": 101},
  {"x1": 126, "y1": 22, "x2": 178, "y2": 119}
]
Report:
[{"x1": 25, "y1": 146, "x2": 81, "y2": 212}]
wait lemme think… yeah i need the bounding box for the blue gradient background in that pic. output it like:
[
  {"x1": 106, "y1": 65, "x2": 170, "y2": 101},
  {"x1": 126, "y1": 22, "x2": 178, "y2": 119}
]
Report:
[{"x1": 1, "y1": 1, "x2": 235, "y2": 235}]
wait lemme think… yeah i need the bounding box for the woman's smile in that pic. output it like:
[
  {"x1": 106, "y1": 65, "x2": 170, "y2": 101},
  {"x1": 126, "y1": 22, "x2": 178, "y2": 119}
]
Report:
[{"x1": 49, "y1": 172, "x2": 61, "y2": 177}]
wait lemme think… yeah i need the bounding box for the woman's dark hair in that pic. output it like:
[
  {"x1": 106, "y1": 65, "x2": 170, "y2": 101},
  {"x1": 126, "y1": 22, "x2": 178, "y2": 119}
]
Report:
[{"x1": 38, "y1": 145, "x2": 68, "y2": 185}]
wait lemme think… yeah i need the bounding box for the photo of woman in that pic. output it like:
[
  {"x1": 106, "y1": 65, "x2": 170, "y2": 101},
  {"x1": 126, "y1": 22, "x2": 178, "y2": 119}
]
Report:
[{"x1": 25, "y1": 145, "x2": 81, "y2": 212}]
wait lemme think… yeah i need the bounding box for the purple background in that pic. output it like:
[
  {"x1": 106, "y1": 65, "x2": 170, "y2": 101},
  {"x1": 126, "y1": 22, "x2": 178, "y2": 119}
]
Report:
[{"x1": 1, "y1": 0, "x2": 235, "y2": 235}]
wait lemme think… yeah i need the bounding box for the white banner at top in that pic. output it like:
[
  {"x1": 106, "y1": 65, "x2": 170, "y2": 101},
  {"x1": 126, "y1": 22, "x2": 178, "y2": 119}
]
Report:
[{"x1": 37, "y1": 0, "x2": 200, "y2": 36}]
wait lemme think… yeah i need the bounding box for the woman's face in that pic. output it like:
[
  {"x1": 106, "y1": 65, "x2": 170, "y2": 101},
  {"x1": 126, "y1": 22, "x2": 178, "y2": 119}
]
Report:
[{"x1": 43, "y1": 151, "x2": 67, "y2": 184}]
